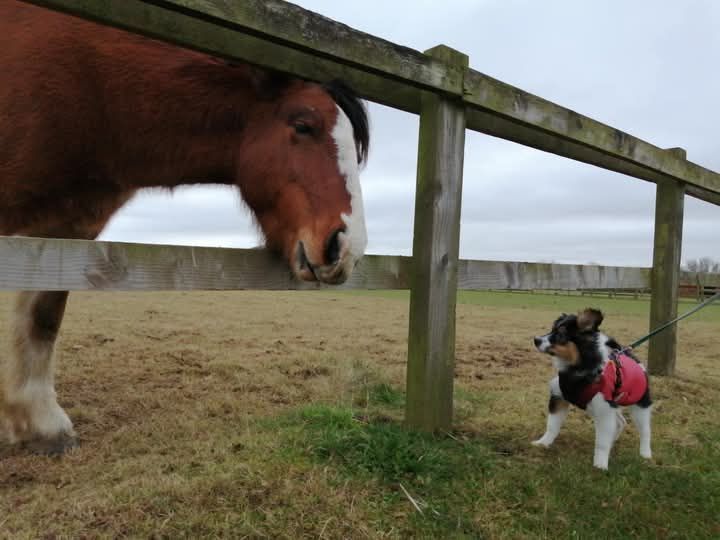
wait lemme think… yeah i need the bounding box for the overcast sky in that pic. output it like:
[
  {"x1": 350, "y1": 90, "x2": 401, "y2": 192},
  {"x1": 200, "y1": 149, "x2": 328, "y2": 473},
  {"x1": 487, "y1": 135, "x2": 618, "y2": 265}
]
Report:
[{"x1": 100, "y1": 0, "x2": 720, "y2": 267}]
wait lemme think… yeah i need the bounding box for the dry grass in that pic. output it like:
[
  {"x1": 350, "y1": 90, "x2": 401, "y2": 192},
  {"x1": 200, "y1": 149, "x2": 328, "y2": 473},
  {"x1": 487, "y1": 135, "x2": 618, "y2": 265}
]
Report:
[{"x1": 0, "y1": 291, "x2": 718, "y2": 538}]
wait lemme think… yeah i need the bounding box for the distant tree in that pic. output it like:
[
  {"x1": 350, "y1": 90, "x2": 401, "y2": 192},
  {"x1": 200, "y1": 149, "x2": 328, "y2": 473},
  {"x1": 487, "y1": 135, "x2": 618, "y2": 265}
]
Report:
[{"x1": 683, "y1": 257, "x2": 720, "y2": 274}]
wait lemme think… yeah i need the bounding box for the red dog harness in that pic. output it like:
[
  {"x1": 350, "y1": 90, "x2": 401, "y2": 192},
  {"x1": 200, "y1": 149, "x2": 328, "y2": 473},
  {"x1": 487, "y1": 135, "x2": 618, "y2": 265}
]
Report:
[{"x1": 576, "y1": 353, "x2": 648, "y2": 408}]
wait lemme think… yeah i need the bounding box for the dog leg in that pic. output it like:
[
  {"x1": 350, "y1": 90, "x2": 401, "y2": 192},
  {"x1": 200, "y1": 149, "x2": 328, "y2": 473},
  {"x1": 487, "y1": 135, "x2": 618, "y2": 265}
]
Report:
[
  {"x1": 629, "y1": 404, "x2": 652, "y2": 459},
  {"x1": 587, "y1": 394, "x2": 618, "y2": 470},
  {"x1": 533, "y1": 378, "x2": 569, "y2": 447},
  {"x1": 614, "y1": 410, "x2": 627, "y2": 442}
]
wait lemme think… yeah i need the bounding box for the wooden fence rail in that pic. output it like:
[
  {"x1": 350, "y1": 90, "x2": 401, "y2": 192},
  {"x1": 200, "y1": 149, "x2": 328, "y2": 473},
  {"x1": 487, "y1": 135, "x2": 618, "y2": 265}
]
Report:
[
  {"x1": 6, "y1": 0, "x2": 719, "y2": 429},
  {"x1": 0, "y1": 236, "x2": 661, "y2": 292},
  {"x1": 25, "y1": 0, "x2": 720, "y2": 206}
]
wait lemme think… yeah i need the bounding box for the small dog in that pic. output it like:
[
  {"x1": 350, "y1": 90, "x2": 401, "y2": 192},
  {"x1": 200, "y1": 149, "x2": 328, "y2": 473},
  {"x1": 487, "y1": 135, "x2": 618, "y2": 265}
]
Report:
[{"x1": 532, "y1": 308, "x2": 652, "y2": 470}]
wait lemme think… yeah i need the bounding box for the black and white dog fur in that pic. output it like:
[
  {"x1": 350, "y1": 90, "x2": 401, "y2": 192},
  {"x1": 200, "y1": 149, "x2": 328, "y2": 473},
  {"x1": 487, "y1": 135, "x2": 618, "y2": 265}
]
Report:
[{"x1": 532, "y1": 308, "x2": 652, "y2": 470}]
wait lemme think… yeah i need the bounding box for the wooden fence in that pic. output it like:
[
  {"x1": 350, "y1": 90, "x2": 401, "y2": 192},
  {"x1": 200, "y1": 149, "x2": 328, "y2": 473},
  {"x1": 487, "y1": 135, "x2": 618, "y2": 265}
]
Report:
[
  {"x1": 679, "y1": 277, "x2": 720, "y2": 301},
  {"x1": 0, "y1": 236, "x2": 661, "y2": 291},
  {"x1": 3, "y1": 0, "x2": 720, "y2": 432}
]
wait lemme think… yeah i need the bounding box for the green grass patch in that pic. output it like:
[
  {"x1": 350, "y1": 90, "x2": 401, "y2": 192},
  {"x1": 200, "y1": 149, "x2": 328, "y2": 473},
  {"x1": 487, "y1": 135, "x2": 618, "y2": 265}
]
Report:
[
  {"x1": 368, "y1": 382, "x2": 405, "y2": 408},
  {"x1": 296, "y1": 404, "x2": 493, "y2": 483},
  {"x1": 267, "y1": 401, "x2": 720, "y2": 539},
  {"x1": 274, "y1": 403, "x2": 497, "y2": 536}
]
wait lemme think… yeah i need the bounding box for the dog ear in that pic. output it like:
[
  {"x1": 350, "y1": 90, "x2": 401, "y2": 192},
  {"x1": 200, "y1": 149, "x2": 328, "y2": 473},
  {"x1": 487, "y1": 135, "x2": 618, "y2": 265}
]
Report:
[{"x1": 577, "y1": 308, "x2": 603, "y2": 331}]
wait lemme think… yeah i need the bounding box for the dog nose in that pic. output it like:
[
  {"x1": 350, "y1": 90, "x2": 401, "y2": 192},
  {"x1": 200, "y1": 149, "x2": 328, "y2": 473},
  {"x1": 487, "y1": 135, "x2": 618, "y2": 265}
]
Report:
[{"x1": 533, "y1": 337, "x2": 542, "y2": 347}]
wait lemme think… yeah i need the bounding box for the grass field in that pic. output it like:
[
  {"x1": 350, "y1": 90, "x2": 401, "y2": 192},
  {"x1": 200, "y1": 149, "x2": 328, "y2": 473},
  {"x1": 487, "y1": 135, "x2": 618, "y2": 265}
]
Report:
[{"x1": 1, "y1": 290, "x2": 718, "y2": 538}]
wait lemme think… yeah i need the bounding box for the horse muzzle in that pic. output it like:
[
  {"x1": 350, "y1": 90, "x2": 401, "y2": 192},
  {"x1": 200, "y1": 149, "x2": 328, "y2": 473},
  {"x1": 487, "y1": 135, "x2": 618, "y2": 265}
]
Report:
[{"x1": 293, "y1": 229, "x2": 359, "y2": 285}]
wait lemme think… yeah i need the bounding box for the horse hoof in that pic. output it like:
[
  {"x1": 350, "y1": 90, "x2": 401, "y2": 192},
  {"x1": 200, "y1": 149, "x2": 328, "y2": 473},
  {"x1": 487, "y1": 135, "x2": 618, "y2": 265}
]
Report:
[{"x1": 23, "y1": 433, "x2": 78, "y2": 456}]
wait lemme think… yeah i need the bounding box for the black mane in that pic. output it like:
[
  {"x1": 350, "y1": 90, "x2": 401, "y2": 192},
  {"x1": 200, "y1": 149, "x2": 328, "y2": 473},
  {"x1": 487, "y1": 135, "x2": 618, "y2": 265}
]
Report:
[{"x1": 323, "y1": 79, "x2": 370, "y2": 165}]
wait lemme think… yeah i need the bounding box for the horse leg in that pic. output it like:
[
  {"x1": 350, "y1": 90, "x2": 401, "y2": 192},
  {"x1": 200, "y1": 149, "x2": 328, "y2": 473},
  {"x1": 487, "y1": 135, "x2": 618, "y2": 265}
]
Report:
[
  {"x1": 1, "y1": 193, "x2": 134, "y2": 454},
  {"x1": 2, "y1": 291, "x2": 76, "y2": 454}
]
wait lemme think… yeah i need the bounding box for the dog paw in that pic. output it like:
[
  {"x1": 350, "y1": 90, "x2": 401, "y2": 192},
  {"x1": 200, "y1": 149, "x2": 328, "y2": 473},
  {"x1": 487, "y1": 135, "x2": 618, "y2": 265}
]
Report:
[
  {"x1": 593, "y1": 457, "x2": 610, "y2": 470},
  {"x1": 532, "y1": 437, "x2": 552, "y2": 447},
  {"x1": 640, "y1": 449, "x2": 652, "y2": 459}
]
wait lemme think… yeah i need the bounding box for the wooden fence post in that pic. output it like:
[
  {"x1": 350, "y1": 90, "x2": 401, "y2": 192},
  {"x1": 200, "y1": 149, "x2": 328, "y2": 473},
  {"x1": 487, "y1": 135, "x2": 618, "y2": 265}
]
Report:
[
  {"x1": 405, "y1": 45, "x2": 468, "y2": 432},
  {"x1": 648, "y1": 152, "x2": 685, "y2": 375}
]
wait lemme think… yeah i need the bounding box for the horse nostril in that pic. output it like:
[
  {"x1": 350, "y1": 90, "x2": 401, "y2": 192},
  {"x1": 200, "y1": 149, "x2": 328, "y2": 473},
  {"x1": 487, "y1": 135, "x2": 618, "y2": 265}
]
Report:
[
  {"x1": 296, "y1": 241, "x2": 317, "y2": 279},
  {"x1": 324, "y1": 228, "x2": 344, "y2": 265}
]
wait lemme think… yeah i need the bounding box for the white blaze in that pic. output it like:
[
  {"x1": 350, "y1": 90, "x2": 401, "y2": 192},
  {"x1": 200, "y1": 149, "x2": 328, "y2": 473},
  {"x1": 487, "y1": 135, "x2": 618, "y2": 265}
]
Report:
[{"x1": 331, "y1": 106, "x2": 367, "y2": 261}]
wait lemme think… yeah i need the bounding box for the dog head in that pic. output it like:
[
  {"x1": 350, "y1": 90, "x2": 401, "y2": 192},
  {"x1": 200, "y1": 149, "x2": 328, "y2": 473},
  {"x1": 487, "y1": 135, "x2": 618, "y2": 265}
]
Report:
[{"x1": 533, "y1": 308, "x2": 604, "y2": 366}]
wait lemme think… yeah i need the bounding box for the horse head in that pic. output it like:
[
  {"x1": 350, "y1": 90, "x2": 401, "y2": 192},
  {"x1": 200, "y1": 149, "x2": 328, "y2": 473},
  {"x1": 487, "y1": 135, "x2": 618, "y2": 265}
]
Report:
[{"x1": 237, "y1": 76, "x2": 369, "y2": 285}]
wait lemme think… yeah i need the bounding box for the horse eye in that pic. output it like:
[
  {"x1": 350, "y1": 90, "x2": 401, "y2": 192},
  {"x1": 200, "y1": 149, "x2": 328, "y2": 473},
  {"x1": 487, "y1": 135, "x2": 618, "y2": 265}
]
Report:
[{"x1": 294, "y1": 123, "x2": 313, "y2": 135}]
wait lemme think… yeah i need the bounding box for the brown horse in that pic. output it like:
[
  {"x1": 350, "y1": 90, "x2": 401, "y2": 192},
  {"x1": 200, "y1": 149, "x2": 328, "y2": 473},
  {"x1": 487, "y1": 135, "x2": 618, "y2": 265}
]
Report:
[{"x1": 0, "y1": 1, "x2": 370, "y2": 454}]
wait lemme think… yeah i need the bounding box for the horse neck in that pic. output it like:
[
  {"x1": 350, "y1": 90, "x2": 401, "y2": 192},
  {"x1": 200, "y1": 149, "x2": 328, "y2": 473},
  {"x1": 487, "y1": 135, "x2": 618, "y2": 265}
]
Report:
[{"x1": 102, "y1": 43, "x2": 259, "y2": 190}]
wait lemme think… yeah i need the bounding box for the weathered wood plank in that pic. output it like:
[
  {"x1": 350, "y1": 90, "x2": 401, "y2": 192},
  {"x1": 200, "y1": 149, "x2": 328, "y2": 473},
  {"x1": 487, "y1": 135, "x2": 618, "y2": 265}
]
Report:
[
  {"x1": 22, "y1": 0, "x2": 425, "y2": 113},
  {"x1": 466, "y1": 110, "x2": 720, "y2": 206},
  {"x1": 648, "y1": 180, "x2": 685, "y2": 376},
  {"x1": 23, "y1": 0, "x2": 720, "y2": 204},
  {"x1": 0, "y1": 237, "x2": 656, "y2": 292},
  {"x1": 21, "y1": 0, "x2": 720, "y2": 204},
  {"x1": 681, "y1": 270, "x2": 720, "y2": 288},
  {"x1": 0, "y1": 236, "x2": 410, "y2": 291},
  {"x1": 405, "y1": 46, "x2": 468, "y2": 433},
  {"x1": 463, "y1": 73, "x2": 720, "y2": 205},
  {"x1": 458, "y1": 260, "x2": 651, "y2": 291},
  {"x1": 685, "y1": 184, "x2": 720, "y2": 206},
  {"x1": 167, "y1": 0, "x2": 463, "y2": 95}
]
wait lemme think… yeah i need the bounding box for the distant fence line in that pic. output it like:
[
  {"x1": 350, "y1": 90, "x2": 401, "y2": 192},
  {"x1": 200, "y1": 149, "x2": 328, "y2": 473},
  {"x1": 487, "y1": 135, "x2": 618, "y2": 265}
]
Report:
[{"x1": 4, "y1": 0, "x2": 719, "y2": 432}]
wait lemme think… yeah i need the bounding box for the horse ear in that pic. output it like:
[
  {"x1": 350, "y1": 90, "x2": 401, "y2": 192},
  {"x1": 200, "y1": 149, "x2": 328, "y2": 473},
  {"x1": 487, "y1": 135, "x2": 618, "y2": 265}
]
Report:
[
  {"x1": 248, "y1": 66, "x2": 293, "y2": 99},
  {"x1": 577, "y1": 308, "x2": 603, "y2": 331}
]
